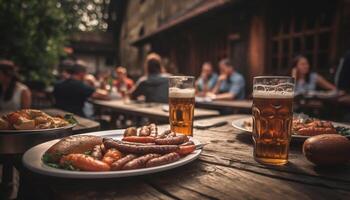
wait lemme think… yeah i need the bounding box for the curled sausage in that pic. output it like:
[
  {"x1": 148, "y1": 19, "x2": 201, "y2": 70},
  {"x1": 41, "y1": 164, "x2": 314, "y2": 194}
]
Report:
[
  {"x1": 124, "y1": 127, "x2": 137, "y2": 137},
  {"x1": 122, "y1": 154, "x2": 160, "y2": 170},
  {"x1": 148, "y1": 123, "x2": 158, "y2": 137},
  {"x1": 102, "y1": 148, "x2": 123, "y2": 166},
  {"x1": 155, "y1": 135, "x2": 189, "y2": 145},
  {"x1": 146, "y1": 152, "x2": 181, "y2": 168},
  {"x1": 91, "y1": 145, "x2": 103, "y2": 160},
  {"x1": 122, "y1": 136, "x2": 156, "y2": 143},
  {"x1": 111, "y1": 154, "x2": 137, "y2": 171},
  {"x1": 60, "y1": 154, "x2": 110, "y2": 171},
  {"x1": 103, "y1": 138, "x2": 179, "y2": 154},
  {"x1": 139, "y1": 126, "x2": 150, "y2": 136}
]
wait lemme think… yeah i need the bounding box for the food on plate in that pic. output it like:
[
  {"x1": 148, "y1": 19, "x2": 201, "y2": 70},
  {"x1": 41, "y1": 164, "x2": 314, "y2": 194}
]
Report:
[
  {"x1": 60, "y1": 153, "x2": 110, "y2": 171},
  {"x1": 146, "y1": 152, "x2": 181, "y2": 168},
  {"x1": 101, "y1": 148, "x2": 123, "y2": 165},
  {"x1": 303, "y1": 134, "x2": 350, "y2": 166},
  {"x1": 44, "y1": 135, "x2": 103, "y2": 163},
  {"x1": 122, "y1": 136, "x2": 156, "y2": 143},
  {"x1": 293, "y1": 118, "x2": 337, "y2": 136},
  {"x1": 111, "y1": 154, "x2": 137, "y2": 170},
  {"x1": 0, "y1": 109, "x2": 72, "y2": 130},
  {"x1": 123, "y1": 127, "x2": 137, "y2": 137},
  {"x1": 103, "y1": 139, "x2": 179, "y2": 154},
  {"x1": 241, "y1": 114, "x2": 346, "y2": 137},
  {"x1": 155, "y1": 134, "x2": 189, "y2": 145},
  {"x1": 42, "y1": 124, "x2": 198, "y2": 172},
  {"x1": 122, "y1": 153, "x2": 161, "y2": 170}
]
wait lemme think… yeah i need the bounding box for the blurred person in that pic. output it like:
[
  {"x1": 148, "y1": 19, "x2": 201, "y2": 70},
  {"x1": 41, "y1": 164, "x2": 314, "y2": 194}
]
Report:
[
  {"x1": 114, "y1": 66, "x2": 134, "y2": 95},
  {"x1": 0, "y1": 60, "x2": 31, "y2": 110},
  {"x1": 290, "y1": 55, "x2": 336, "y2": 94},
  {"x1": 195, "y1": 62, "x2": 218, "y2": 96},
  {"x1": 58, "y1": 59, "x2": 75, "y2": 80},
  {"x1": 136, "y1": 52, "x2": 169, "y2": 85},
  {"x1": 210, "y1": 58, "x2": 245, "y2": 100},
  {"x1": 53, "y1": 60, "x2": 109, "y2": 116},
  {"x1": 130, "y1": 57, "x2": 168, "y2": 103}
]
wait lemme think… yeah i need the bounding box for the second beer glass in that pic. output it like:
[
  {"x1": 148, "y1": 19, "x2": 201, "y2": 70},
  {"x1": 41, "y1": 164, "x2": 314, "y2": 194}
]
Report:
[
  {"x1": 169, "y1": 76, "x2": 195, "y2": 136},
  {"x1": 252, "y1": 76, "x2": 295, "y2": 165}
]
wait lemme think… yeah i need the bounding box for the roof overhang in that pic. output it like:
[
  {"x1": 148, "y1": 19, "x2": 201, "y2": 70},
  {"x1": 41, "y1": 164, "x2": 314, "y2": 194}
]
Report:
[{"x1": 131, "y1": 0, "x2": 235, "y2": 46}]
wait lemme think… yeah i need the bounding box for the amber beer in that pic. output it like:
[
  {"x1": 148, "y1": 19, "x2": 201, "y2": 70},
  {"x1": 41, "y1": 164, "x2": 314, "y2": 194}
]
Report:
[
  {"x1": 252, "y1": 76, "x2": 295, "y2": 165},
  {"x1": 169, "y1": 76, "x2": 195, "y2": 136}
]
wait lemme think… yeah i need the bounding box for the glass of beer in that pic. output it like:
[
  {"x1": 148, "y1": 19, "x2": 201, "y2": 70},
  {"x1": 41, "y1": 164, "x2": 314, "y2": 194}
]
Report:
[
  {"x1": 252, "y1": 76, "x2": 295, "y2": 165},
  {"x1": 169, "y1": 76, "x2": 195, "y2": 136}
]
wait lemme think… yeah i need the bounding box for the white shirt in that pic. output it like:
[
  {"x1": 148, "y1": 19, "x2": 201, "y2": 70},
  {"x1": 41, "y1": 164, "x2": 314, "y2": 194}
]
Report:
[{"x1": 0, "y1": 82, "x2": 28, "y2": 111}]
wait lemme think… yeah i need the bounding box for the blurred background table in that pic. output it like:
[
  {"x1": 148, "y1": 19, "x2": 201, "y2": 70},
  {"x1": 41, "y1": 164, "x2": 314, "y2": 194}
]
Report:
[
  {"x1": 195, "y1": 99, "x2": 252, "y2": 113},
  {"x1": 18, "y1": 115, "x2": 350, "y2": 200},
  {"x1": 90, "y1": 99, "x2": 219, "y2": 127}
]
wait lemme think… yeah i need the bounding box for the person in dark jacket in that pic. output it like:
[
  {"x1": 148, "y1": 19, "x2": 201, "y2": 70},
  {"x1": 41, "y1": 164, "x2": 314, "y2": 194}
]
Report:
[
  {"x1": 53, "y1": 60, "x2": 109, "y2": 116},
  {"x1": 130, "y1": 57, "x2": 168, "y2": 103}
]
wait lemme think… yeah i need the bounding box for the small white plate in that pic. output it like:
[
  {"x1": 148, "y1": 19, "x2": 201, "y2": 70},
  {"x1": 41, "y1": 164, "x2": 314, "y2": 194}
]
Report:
[
  {"x1": 232, "y1": 117, "x2": 350, "y2": 141},
  {"x1": 22, "y1": 130, "x2": 202, "y2": 179}
]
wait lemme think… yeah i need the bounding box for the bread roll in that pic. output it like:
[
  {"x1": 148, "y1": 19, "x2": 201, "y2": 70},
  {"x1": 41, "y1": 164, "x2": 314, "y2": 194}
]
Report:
[
  {"x1": 303, "y1": 134, "x2": 350, "y2": 166},
  {"x1": 44, "y1": 135, "x2": 103, "y2": 163}
]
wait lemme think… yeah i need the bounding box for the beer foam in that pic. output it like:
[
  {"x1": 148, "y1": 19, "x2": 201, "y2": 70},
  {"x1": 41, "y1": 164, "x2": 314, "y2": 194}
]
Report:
[
  {"x1": 169, "y1": 87, "x2": 195, "y2": 98},
  {"x1": 253, "y1": 83, "x2": 294, "y2": 98}
]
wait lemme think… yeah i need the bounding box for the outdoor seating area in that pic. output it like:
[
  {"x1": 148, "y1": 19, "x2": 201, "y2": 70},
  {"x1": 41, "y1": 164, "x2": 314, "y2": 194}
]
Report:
[{"x1": 1, "y1": 0, "x2": 350, "y2": 200}]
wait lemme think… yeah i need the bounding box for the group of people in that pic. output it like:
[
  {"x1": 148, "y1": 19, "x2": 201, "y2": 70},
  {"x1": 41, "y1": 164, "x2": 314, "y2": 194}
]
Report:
[
  {"x1": 53, "y1": 52, "x2": 170, "y2": 116},
  {"x1": 1, "y1": 51, "x2": 350, "y2": 118},
  {"x1": 195, "y1": 58, "x2": 245, "y2": 100}
]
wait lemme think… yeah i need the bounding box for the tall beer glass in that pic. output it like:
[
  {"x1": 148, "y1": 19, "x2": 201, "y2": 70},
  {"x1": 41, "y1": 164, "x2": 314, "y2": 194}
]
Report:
[
  {"x1": 252, "y1": 76, "x2": 295, "y2": 165},
  {"x1": 169, "y1": 76, "x2": 195, "y2": 136}
]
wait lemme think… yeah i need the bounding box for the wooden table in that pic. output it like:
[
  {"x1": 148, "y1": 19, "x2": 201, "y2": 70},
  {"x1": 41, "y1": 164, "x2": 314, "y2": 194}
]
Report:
[
  {"x1": 18, "y1": 115, "x2": 350, "y2": 199},
  {"x1": 0, "y1": 108, "x2": 100, "y2": 199},
  {"x1": 196, "y1": 99, "x2": 252, "y2": 113},
  {"x1": 91, "y1": 99, "x2": 219, "y2": 122}
]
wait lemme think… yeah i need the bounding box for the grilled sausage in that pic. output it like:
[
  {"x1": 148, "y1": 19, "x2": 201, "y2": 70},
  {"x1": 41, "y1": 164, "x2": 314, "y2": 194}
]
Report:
[
  {"x1": 124, "y1": 127, "x2": 137, "y2": 137},
  {"x1": 111, "y1": 154, "x2": 137, "y2": 171},
  {"x1": 102, "y1": 149, "x2": 123, "y2": 165},
  {"x1": 148, "y1": 123, "x2": 158, "y2": 137},
  {"x1": 122, "y1": 154, "x2": 160, "y2": 170},
  {"x1": 122, "y1": 136, "x2": 156, "y2": 143},
  {"x1": 146, "y1": 152, "x2": 181, "y2": 168},
  {"x1": 45, "y1": 135, "x2": 103, "y2": 163},
  {"x1": 139, "y1": 126, "x2": 150, "y2": 136},
  {"x1": 155, "y1": 135, "x2": 189, "y2": 145},
  {"x1": 91, "y1": 145, "x2": 103, "y2": 160},
  {"x1": 103, "y1": 138, "x2": 179, "y2": 154},
  {"x1": 60, "y1": 154, "x2": 110, "y2": 171}
]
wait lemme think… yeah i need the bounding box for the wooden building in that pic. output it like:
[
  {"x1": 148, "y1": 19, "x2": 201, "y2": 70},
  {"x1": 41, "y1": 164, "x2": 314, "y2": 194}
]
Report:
[{"x1": 118, "y1": 0, "x2": 350, "y2": 91}]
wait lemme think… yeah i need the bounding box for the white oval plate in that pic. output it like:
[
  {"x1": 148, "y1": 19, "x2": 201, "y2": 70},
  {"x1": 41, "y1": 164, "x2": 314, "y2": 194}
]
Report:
[
  {"x1": 232, "y1": 117, "x2": 350, "y2": 141},
  {"x1": 23, "y1": 130, "x2": 202, "y2": 179}
]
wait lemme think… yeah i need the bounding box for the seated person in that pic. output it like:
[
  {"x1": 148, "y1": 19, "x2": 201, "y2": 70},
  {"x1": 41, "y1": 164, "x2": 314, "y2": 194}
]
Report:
[
  {"x1": 210, "y1": 58, "x2": 245, "y2": 100},
  {"x1": 291, "y1": 55, "x2": 336, "y2": 94},
  {"x1": 114, "y1": 66, "x2": 134, "y2": 94},
  {"x1": 130, "y1": 58, "x2": 168, "y2": 103},
  {"x1": 53, "y1": 60, "x2": 109, "y2": 116},
  {"x1": 0, "y1": 60, "x2": 31, "y2": 111},
  {"x1": 195, "y1": 62, "x2": 218, "y2": 96}
]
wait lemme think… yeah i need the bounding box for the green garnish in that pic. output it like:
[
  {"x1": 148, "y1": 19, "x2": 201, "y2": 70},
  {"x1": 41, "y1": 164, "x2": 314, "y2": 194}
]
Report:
[{"x1": 64, "y1": 114, "x2": 78, "y2": 125}]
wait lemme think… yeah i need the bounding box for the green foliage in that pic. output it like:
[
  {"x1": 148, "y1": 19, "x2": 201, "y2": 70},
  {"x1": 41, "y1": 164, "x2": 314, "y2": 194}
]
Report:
[
  {"x1": 0, "y1": 0, "x2": 109, "y2": 85},
  {"x1": 0, "y1": 0, "x2": 70, "y2": 85}
]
